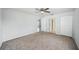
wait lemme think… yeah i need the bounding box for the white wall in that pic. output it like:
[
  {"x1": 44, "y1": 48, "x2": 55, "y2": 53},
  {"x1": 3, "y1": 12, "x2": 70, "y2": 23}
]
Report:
[
  {"x1": 2, "y1": 9, "x2": 39, "y2": 42},
  {"x1": 72, "y1": 9, "x2": 79, "y2": 48},
  {"x1": 54, "y1": 11, "x2": 74, "y2": 37},
  {"x1": 0, "y1": 9, "x2": 2, "y2": 47},
  {"x1": 2, "y1": 8, "x2": 75, "y2": 44}
]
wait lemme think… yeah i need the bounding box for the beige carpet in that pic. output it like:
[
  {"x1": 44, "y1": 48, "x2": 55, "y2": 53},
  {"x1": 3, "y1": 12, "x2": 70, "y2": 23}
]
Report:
[{"x1": 0, "y1": 32, "x2": 78, "y2": 50}]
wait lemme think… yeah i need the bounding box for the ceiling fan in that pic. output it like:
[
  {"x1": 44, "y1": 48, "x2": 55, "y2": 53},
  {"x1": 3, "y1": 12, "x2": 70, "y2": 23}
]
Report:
[{"x1": 35, "y1": 8, "x2": 53, "y2": 14}]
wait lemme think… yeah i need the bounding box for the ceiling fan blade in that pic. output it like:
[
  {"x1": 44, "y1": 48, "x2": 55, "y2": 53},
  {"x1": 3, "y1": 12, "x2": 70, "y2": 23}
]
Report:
[
  {"x1": 44, "y1": 8, "x2": 49, "y2": 10},
  {"x1": 40, "y1": 8, "x2": 44, "y2": 11}
]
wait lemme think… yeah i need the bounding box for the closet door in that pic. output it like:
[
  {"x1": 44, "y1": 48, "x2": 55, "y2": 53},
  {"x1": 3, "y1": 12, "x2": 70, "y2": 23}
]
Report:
[
  {"x1": 41, "y1": 16, "x2": 55, "y2": 33},
  {"x1": 41, "y1": 17, "x2": 50, "y2": 32},
  {"x1": 60, "y1": 16, "x2": 72, "y2": 37}
]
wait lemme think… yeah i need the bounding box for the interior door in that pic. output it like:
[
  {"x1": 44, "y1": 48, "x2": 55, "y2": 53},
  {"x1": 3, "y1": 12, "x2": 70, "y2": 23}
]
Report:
[
  {"x1": 41, "y1": 16, "x2": 51, "y2": 32},
  {"x1": 60, "y1": 16, "x2": 72, "y2": 37}
]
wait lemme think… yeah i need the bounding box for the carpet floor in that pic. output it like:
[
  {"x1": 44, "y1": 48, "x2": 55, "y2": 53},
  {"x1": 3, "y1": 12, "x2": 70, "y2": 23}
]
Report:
[{"x1": 0, "y1": 32, "x2": 78, "y2": 50}]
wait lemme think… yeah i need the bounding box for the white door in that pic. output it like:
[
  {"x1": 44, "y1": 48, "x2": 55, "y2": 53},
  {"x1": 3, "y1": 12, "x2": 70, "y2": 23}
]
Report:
[
  {"x1": 60, "y1": 16, "x2": 72, "y2": 37},
  {"x1": 41, "y1": 16, "x2": 50, "y2": 32}
]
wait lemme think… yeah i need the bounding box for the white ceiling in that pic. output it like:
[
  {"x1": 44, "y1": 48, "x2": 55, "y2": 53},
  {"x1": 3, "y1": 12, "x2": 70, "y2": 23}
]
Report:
[{"x1": 12, "y1": 8, "x2": 75, "y2": 15}]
